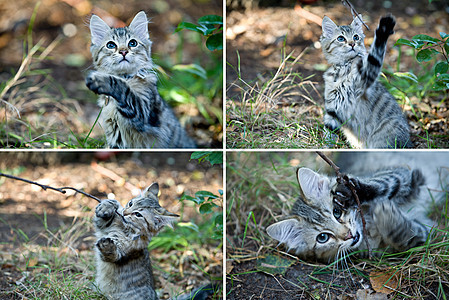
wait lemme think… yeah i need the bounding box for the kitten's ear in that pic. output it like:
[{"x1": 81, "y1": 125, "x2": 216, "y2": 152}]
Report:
[
  {"x1": 322, "y1": 16, "x2": 337, "y2": 38},
  {"x1": 143, "y1": 182, "x2": 159, "y2": 198},
  {"x1": 90, "y1": 14, "x2": 111, "y2": 45},
  {"x1": 129, "y1": 11, "x2": 149, "y2": 40},
  {"x1": 350, "y1": 14, "x2": 364, "y2": 32},
  {"x1": 267, "y1": 218, "x2": 306, "y2": 252},
  {"x1": 297, "y1": 168, "x2": 330, "y2": 201},
  {"x1": 154, "y1": 207, "x2": 179, "y2": 231}
]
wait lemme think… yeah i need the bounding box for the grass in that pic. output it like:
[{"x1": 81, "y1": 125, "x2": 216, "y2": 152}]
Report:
[
  {"x1": 0, "y1": 6, "x2": 223, "y2": 148},
  {"x1": 226, "y1": 152, "x2": 449, "y2": 298},
  {"x1": 0, "y1": 4, "x2": 104, "y2": 149},
  {"x1": 1, "y1": 202, "x2": 223, "y2": 299},
  {"x1": 226, "y1": 49, "x2": 339, "y2": 149},
  {"x1": 0, "y1": 215, "x2": 105, "y2": 299},
  {"x1": 226, "y1": 44, "x2": 449, "y2": 149}
]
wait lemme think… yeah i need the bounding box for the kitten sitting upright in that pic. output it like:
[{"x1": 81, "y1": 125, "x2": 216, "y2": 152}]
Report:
[
  {"x1": 94, "y1": 183, "x2": 179, "y2": 299},
  {"x1": 320, "y1": 15, "x2": 411, "y2": 148},
  {"x1": 86, "y1": 11, "x2": 196, "y2": 148}
]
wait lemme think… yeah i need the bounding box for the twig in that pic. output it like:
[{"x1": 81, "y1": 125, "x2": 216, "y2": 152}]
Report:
[
  {"x1": 0, "y1": 172, "x2": 101, "y2": 202},
  {"x1": 315, "y1": 151, "x2": 372, "y2": 258},
  {"x1": 341, "y1": 0, "x2": 370, "y2": 31}
]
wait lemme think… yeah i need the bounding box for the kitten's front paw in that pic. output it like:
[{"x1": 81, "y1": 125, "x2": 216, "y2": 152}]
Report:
[
  {"x1": 96, "y1": 237, "x2": 117, "y2": 259},
  {"x1": 95, "y1": 199, "x2": 119, "y2": 219},
  {"x1": 377, "y1": 15, "x2": 396, "y2": 38},
  {"x1": 86, "y1": 72, "x2": 111, "y2": 95}
]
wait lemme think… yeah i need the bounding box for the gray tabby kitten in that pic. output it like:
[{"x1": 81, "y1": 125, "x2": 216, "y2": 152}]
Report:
[
  {"x1": 86, "y1": 11, "x2": 196, "y2": 148},
  {"x1": 267, "y1": 153, "x2": 448, "y2": 262},
  {"x1": 94, "y1": 183, "x2": 179, "y2": 299},
  {"x1": 320, "y1": 15, "x2": 411, "y2": 148}
]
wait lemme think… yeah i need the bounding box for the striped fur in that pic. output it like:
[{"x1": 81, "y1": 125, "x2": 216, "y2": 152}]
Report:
[
  {"x1": 267, "y1": 153, "x2": 449, "y2": 262},
  {"x1": 94, "y1": 183, "x2": 178, "y2": 300},
  {"x1": 320, "y1": 15, "x2": 411, "y2": 148},
  {"x1": 86, "y1": 11, "x2": 196, "y2": 148}
]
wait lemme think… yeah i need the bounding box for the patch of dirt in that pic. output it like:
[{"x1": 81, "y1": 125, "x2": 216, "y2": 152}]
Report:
[
  {"x1": 0, "y1": 0, "x2": 223, "y2": 148},
  {"x1": 0, "y1": 152, "x2": 223, "y2": 298},
  {"x1": 226, "y1": 0, "x2": 449, "y2": 148}
]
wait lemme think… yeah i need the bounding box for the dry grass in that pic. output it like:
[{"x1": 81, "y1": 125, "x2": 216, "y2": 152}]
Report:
[{"x1": 226, "y1": 50, "x2": 346, "y2": 149}]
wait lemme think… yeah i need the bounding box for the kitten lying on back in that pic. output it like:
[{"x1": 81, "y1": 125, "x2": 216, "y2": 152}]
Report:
[
  {"x1": 320, "y1": 15, "x2": 411, "y2": 148},
  {"x1": 86, "y1": 11, "x2": 196, "y2": 148},
  {"x1": 267, "y1": 153, "x2": 448, "y2": 262}
]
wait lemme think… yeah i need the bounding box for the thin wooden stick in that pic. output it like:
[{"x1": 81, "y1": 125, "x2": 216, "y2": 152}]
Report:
[
  {"x1": 316, "y1": 151, "x2": 372, "y2": 258},
  {"x1": 0, "y1": 172, "x2": 101, "y2": 202},
  {"x1": 341, "y1": 0, "x2": 370, "y2": 31}
]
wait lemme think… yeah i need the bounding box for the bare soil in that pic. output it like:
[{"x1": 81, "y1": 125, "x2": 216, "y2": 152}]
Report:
[{"x1": 0, "y1": 152, "x2": 223, "y2": 299}]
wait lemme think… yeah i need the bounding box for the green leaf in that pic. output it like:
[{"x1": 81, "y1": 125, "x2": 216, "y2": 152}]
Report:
[
  {"x1": 394, "y1": 38, "x2": 415, "y2": 48},
  {"x1": 177, "y1": 222, "x2": 199, "y2": 232},
  {"x1": 190, "y1": 151, "x2": 223, "y2": 165},
  {"x1": 416, "y1": 49, "x2": 434, "y2": 62},
  {"x1": 435, "y1": 62, "x2": 449, "y2": 76},
  {"x1": 206, "y1": 33, "x2": 223, "y2": 51},
  {"x1": 199, "y1": 202, "x2": 217, "y2": 214},
  {"x1": 214, "y1": 213, "x2": 223, "y2": 225},
  {"x1": 195, "y1": 190, "x2": 219, "y2": 199},
  {"x1": 180, "y1": 194, "x2": 203, "y2": 205},
  {"x1": 257, "y1": 254, "x2": 295, "y2": 275},
  {"x1": 175, "y1": 22, "x2": 202, "y2": 33},
  {"x1": 432, "y1": 80, "x2": 449, "y2": 91},
  {"x1": 436, "y1": 73, "x2": 449, "y2": 82},
  {"x1": 198, "y1": 15, "x2": 223, "y2": 26},
  {"x1": 172, "y1": 64, "x2": 207, "y2": 79},
  {"x1": 392, "y1": 72, "x2": 418, "y2": 83},
  {"x1": 440, "y1": 32, "x2": 449, "y2": 40},
  {"x1": 412, "y1": 34, "x2": 440, "y2": 44}
]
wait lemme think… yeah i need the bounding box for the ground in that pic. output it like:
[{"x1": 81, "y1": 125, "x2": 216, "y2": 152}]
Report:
[
  {"x1": 226, "y1": 152, "x2": 449, "y2": 299},
  {"x1": 0, "y1": 0, "x2": 223, "y2": 148},
  {"x1": 0, "y1": 152, "x2": 223, "y2": 299},
  {"x1": 226, "y1": 0, "x2": 449, "y2": 148}
]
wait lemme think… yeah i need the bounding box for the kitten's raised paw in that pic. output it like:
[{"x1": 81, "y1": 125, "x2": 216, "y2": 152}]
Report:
[
  {"x1": 377, "y1": 15, "x2": 396, "y2": 38},
  {"x1": 86, "y1": 72, "x2": 110, "y2": 95},
  {"x1": 95, "y1": 199, "x2": 119, "y2": 219}
]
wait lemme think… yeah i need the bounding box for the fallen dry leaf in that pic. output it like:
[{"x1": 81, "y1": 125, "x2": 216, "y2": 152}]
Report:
[{"x1": 369, "y1": 269, "x2": 399, "y2": 295}]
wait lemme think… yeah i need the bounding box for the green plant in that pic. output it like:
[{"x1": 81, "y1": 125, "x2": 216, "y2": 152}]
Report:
[
  {"x1": 395, "y1": 33, "x2": 449, "y2": 90},
  {"x1": 190, "y1": 151, "x2": 223, "y2": 165},
  {"x1": 176, "y1": 15, "x2": 223, "y2": 51}
]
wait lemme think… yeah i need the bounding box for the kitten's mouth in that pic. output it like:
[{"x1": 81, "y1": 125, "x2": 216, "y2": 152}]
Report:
[{"x1": 351, "y1": 232, "x2": 360, "y2": 246}]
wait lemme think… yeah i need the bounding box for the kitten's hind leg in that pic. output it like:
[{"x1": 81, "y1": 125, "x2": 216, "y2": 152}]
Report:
[{"x1": 373, "y1": 201, "x2": 429, "y2": 251}]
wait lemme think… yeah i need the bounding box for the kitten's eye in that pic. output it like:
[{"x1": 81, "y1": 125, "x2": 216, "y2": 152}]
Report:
[
  {"x1": 316, "y1": 233, "x2": 330, "y2": 244},
  {"x1": 337, "y1": 36, "x2": 346, "y2": 42},
  {"x1": 134, "y1": 212, "x2": 143, "y2": 218},
  {"x1": 353, "y1": 34, "x2": 360, "y2": 41},
  {"x1": 128, "y1": 201, "x2": 133, "y2": 207},
  {"x1": 333, "y1": 207, "x2": 343, "y2": 219},
  {"x1": 128, "y1": 39, "x2": 138, "y2": 47},
  {"x1": 106, "y1": 41, "x2": 117, "y2": 49}
]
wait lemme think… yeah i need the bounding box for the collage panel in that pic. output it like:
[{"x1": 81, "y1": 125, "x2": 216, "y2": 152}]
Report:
[
  {"x1": 0, "y1": 0, "x2": 223, "y2": 149},
  {"x1": 0, "y1": 151, "x2": 223, "y2": 299},
  {"x1": 226, "y1": 151, "x2": 449, "y2": 298},
  {"x1": 226, "y1": 1, "x2": 449, "y2": 149}
]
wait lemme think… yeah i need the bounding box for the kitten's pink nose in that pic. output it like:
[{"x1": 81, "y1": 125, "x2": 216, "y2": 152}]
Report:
[
  {"x1": 119, "y1": 50, "x2": 128, "y2": 57},
  {"x1": 349, "y1": 42, "x2": 355, "y2": 48}
]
